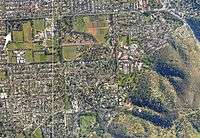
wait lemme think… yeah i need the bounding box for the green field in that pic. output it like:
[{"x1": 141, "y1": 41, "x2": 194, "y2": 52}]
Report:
[
  {"x1": 16, "y1": 128, "x2": 43, "y2": 138},
  {"x1": 96, "y1": 16, "x2": 109, "y2": 43},
  {"x1": 47, "y1": 37, "x2": 59, "y2": 47},
  {"x1": 119, "y1": 35, "x2": 129, "y2": 46},
  {"x1": 64, "y1": 94, "x2": 71, "y2": 110},
  {"x1": 24, "y1": 50, "x2": 33, "y2": 62},
  {"x1": 12, "y1": 21, "x2": 32, "y2": 43},
  {"x1": 34, "y1": 52, "x2": 48, "y2": 62},
  {"x1": 72, "y1": 15, "x2": 109, "y2": 43},
  {"x1": 79, "y1": 113, "x2": 97, "y2": 136},
  {"x1": 0, "y1": 71, "x2": 6, "y2": 80},
  {"x1": 96, "y1": 27, "x2": 108, "y2": 43},
  {"x1": 7, "y1": 42, "x2": 46, "y2": 63},
  {"x1": 23, "y1": 22, "x2": 32, "y2": 42},
  {"x1": 16, "y1": 133, "x2": 25, "y2": 138},
  {"x1": 6, "y1": 19, "x2": 58, "y2": 63},
  {"x1": 73, "y1": 16, "x2": 89, "y2": 32},
  {"x1": 33, "y1": 43, "x2": 43, "y2": 50},
  {"x1": 33, "y1": 19, "x2": 45, "y2": 36},
  {"x1": 62, "y1": 46, "x2": 79, "y2": 61},
  {"x1": 12, "y1": 31, "x2": 24, "y2": 42},
  {"x1": 32, "y1": 43, "x2": 49, "y2": 62},
  {"x1": 7, "y1": 42, "x2": 23, "y2": 50},
  {"x1": 32, "y1": 128, "x2": 43, "y2": 138},
  {"x1": 6, "y1": 42, "x2": 33, "y2": 63}
]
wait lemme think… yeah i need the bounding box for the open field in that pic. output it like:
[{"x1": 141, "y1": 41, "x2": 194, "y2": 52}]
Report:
[
  {"x1": 79, "y1": 113, "x2": 96, "y2": 136},
  {"x1": 34, "y1": 51, "x2": 48, "y2": 62},
  {"x1": 72, "y1": 15, "x2": 109, "y2": 43},
  {"x1": 62, "y1": 46, "x2": 79, "y2": 61},
  {"x1": 6, "y1": 19, "x2": 60, "y2": 63},
  {"x1": 32, "y1": 128, "x2": 43, "y2": 138},
  {"x1": 87, "y1": 15, "x2": 109, "y2": 43},
  {"x1": 0, "y1": 71, "x2": 6, "y2": 80},
  {"x1": 33, "y1": 19, "x2": 45, "y2": 36},
  {"x1": 73, "y1": 16, "x2": 89, "y2": 32},
  {"x1": 23, "y1": 22, "x2": 32, "y2": 42},
  {"x1": 12, "y1": 31, "x2": 24, "y2": 42}
]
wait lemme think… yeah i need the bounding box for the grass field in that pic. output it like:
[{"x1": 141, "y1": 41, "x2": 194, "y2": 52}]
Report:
[
  {"x1": 96, "y1": 16, "x2": 109, "y2": 43},
  {"x1": 33, "y1": 19, "x2": 45, "y2": 36},
  {"x1": 64, "y1": 94, "x2": 71, "y2": 110},
  {"x1": 7, "y1": 19, "x2": 51, "y2": 63},
  {"x1": 47, "y1": 37, "x2": 59, "y2": 47},
  {"x1": 7, "y1": 42, "x2": 44, "y2": 63},
  {"x1": 32, "y1": 128, "x2": 43, "y2": 138},
  {"x1": 16, "y1": 133, "x2": 25, "y2": 138},
  {"x1": 25, "y1": 50, "x2": 33, "y2": 62},
  {"x1": 7, "y1": 42, "x2": 33, "y2": 50},
  {"x1": 12, "y1": 31, "x2": 24, "y2": 42},
  {"x1": 119, "y1": 35, "x2": 129, "y2": 46},
  {"x1": 73, "y1": 16, "x2": 89, "y2": 32},
  {"x1": 0, "y1": 71, "x2": 6, "y2": 80},
  {"x1": 7, "y1": 49, "x2": 33, "y2": 63},
  {"x1": 23, "y1": 22, "x2": 32, "y2": 42},
  {"x1": 72, "y1": 15, "x2": 109, "y2": 43},
  {"x1": 96, "y1": 27, "x2": 108, "y2": 43},
  {"x1": 62, "y1": 46, "x2": 79, "y2": 61},
  {"x1": 87, "y1": 15, "x2": 109, "y2": 43},
  {"x1": 7, "y1": 42, "x2": 22, "y2": 50},
  {"x1": 34, "y1": 52, "x2": 48, "y2": 62},
  {"x1": 79, "y1": 113, "x2": 96, "y2": 136}
]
